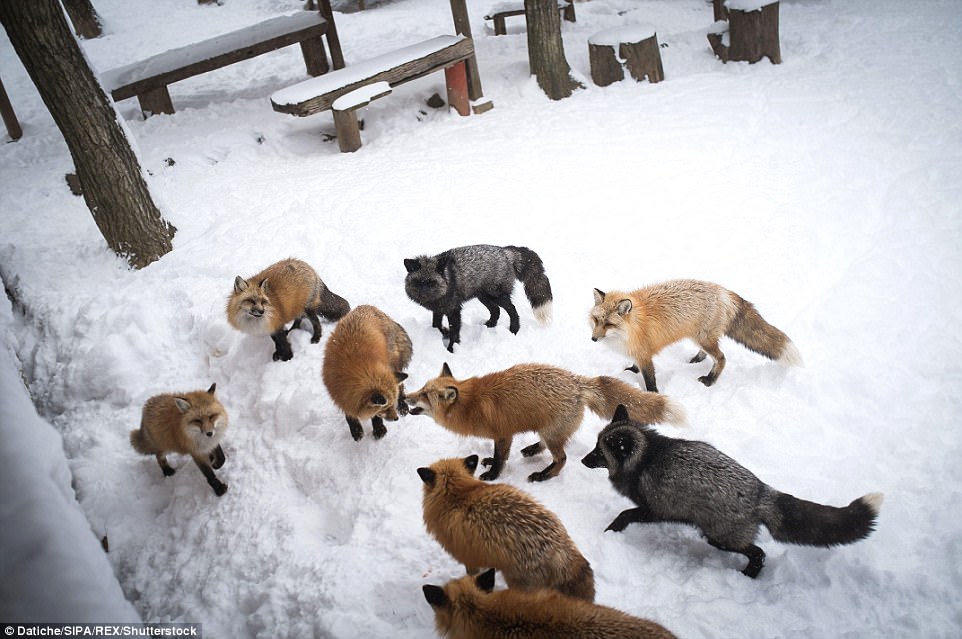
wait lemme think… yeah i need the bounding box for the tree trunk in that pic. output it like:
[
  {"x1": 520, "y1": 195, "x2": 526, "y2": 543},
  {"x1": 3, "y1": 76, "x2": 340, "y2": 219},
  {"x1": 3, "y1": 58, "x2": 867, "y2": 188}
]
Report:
[
  {"x1": 524, "y1": 0, "x2": 581, "y2": 100},
  {"x1": 61, "y1": 0, "x2": 102, "y2": 39},
  {"x1": 0, "y1": 0, "x2": 176, "y2": 269}
]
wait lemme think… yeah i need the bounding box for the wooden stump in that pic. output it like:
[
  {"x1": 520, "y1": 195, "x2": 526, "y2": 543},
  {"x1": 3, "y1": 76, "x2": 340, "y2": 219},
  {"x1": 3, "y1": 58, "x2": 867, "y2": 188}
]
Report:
[
  {"x1": 708, "y1": 1, "x2": 781, "y2": 65},
  {"x1": 589, "y1": 24, "x2": 664, "y2": 87}
]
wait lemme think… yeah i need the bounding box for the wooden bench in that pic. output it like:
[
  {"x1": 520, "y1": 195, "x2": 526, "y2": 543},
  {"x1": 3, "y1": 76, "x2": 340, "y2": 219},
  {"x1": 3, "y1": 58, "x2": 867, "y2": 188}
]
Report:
[
  {"x1": 101, "y1": 8, "x2": 344, "y2": 116},
  {"x1": 271, "y1": 34, "x2": 490, "y2": 152},
  {"x1": 483, "y1": 0, "x2": 575, "y2": 36}
]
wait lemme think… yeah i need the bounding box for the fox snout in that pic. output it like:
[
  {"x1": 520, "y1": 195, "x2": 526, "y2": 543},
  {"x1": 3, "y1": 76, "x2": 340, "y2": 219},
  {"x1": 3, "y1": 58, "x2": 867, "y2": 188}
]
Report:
[
  {"x1": 249, "y1": 308, "x2": 264, "y2": 318},
  {"x1": 581, "y1": 447, "x2": 607, "y2": 469}
]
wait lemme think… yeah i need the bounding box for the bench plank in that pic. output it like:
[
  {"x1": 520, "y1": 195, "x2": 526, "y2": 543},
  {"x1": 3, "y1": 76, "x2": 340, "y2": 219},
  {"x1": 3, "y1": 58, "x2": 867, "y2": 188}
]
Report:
[
  {"x1": 103, "y1": 12, "x2": 333, "y2": 102},
  {"x1": 271, "y1": 35, "x2": 474, "y2": 117}
]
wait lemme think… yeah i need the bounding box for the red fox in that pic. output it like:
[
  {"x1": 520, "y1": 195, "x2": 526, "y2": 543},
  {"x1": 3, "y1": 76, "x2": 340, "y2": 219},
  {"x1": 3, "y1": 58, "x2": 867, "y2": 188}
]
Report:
[
  {"x1": 418, "y1": 456, "x2": 595, "y2": 602},
  {"x1": 423, "y1": 568, "x2": 677, "y2": 639},
  {"x1": 590, "y1": 280, "x2": 803, "y2": 392},
  {"x1": 406, "y1": 363, "x2": 685, "y2": 482},
  {"x1": 322, "y1": 305, "x2": 412, "y2": 441},
  {"x1": 129, "y1": 383, "x2": 229, "y2": 496},
  {"x1": 226, "y1": 258, "x2": 350, "y2": 361}
]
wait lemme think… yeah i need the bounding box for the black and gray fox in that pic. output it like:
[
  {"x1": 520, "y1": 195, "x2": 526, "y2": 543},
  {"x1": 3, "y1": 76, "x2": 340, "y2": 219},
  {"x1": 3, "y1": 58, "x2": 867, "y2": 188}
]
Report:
[
  {"x1": 582, "y1": 405, "x2": 883, "y2": 577},
  {"x1": 404, "y1": 244, "x2": 552, "y2": 352}
]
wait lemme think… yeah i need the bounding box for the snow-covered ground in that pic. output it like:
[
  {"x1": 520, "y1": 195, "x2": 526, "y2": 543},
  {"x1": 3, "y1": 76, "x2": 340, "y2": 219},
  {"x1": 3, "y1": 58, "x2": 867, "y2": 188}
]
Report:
[{"x1": 1, "y1": 0, "x2": 960, "y2": 636}]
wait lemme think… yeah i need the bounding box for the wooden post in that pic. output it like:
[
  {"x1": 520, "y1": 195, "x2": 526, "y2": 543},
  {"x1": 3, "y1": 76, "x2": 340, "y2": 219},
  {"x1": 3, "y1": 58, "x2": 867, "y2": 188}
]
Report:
[
  {"x1": 300, "y1": 37, "x2": 330, "y2": 76},
  {"x1": 712, "y1": 0, "x2": 728, "y2": 22},
  {"x1": 708, "y1": 1, "x2": 780, "y2": 64},
  {"x1": 444, "y1": 62, "x2": 470, "y2": 116},
  {"x1": 729, "y1": 1, "x2": 781, "y2": 64},
  {"x1": 317, "y1": 0, "x2": 345, "y2": 70},
  {"x1": 449, "y1": 0, "x2": 483, "y2": 102},
  {"x1": 588, "y1": 27, "x2": 663, "y2": 87},
  {"x1": 137, "y1": 85, "x2": 175, "y2": 116},
  {"x1": 332, "y1": 109, "x2": 362, "y2": 152},
  {"x1": 0, "y1": 75, "x2": 22, "y2": 140}
]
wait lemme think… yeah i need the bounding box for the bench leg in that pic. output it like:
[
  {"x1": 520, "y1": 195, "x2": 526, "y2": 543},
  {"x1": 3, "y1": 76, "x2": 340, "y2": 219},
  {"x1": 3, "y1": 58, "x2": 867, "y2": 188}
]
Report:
[
  {"x1": 445, "y1": 61, "x2": 470, "y2": 117},
  {"x1": 137, "y1": 86, "x2": 174, "y2": 116},
  {"x1": 493, "y1": 15, "x2": 507, "y2": 36},
  {"x1": 300, "y1": 37, "x2": 330, "y2": 77},
  {"x1": 332, "y1": 108, "x2": 362, "y2": 153},
  {"x1": 562, "y1": 1, "x2": 576, "y2": 23},
  {"x1": 0, "y1": 76, "x2": 22, "y2": 141}
]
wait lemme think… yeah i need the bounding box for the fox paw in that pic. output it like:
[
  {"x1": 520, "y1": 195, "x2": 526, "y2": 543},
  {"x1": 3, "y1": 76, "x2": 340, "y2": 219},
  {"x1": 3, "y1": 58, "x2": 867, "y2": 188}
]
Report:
[
  {"x1": 372, "y1": 423, "x2": 388, "y2": 439},
  {"x1": 161, "y1": 467, "x2": 176, "y2": 477},
  {"x1": 272, "y1": 350, "x2": 293, "y2": 362},
  {"x1": 479, "y1": 469, "x2": 500, "y2": 481},
  {"x1": 698, "y1": 374, "x2": 716, "y2": 387},
  {"x1": 212, "y1": 482, "x2": 228, "y2": 497}
]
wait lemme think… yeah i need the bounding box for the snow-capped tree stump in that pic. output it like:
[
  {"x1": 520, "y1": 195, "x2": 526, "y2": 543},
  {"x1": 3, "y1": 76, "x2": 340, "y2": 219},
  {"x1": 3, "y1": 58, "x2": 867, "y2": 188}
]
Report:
[
  {"x1": 588, "y1": 24, "x2": 664, "y2": 87},
  {"x1": 708, "y1": 0, "x2": 781, "y2": 65}
]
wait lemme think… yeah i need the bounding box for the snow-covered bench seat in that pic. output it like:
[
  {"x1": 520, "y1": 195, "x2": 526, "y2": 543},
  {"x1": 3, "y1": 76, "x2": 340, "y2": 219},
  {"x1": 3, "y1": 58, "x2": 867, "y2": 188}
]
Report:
[
  {"x1": 271, "y1": 34, "x2": 486, "y2": 152},
  {"x1": 483, "y1": 0, "x2": 575, "y2": 36},
  {"x1": 101, "y1": 9, "x2": 344, "y2": 116}
]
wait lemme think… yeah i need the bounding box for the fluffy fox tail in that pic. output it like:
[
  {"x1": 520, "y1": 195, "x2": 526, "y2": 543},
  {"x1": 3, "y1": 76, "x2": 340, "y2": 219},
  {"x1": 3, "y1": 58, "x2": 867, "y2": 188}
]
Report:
[
  {"x1": 762, "y1": 489, "x2": 883, "y2": 547},
  {"x1": 506, "y1": 245, "x2": 553, "y2": 325},
  {"x1": 316, "y1": 283, "x2": 351, "y2": 321},
  {"x1": 557, "y1": 556, "x2": 595, "y2": 603},
  {"x1": 726, "y1": 294, "x2": 804, "y2": 367},
  {"x1": 129, "y1": 428, "x2": 153, "y2": 455},
  {"x1": 580, "y1": 375, "x2": 687, "y2": 426}
]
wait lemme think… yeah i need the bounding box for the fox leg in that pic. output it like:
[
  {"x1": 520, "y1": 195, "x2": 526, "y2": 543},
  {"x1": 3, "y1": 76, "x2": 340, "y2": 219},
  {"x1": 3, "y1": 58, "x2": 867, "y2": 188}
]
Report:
[
  {"x1": 209, "y1": 445, "x2": 226, "y2": 470},
  {"x1": 696, "y1": 342, "x2": 726, "y2": 387},
  {"x1": 477, "y1": 293, "x2": 501, "y2": 327},
  {"x1": 639, "y1": 359, "x2": 658, "y2": 393},
  {"x1": 155, "y1": 453, "x2": 176, "y2": 477},
  {"x1": 269, "y1": 329, "x2": 294, "y2": 361},
  {"x1": 304, "y1": 309, "x2": 323, "y2": 343},
  {"x1": 520, "y1": 441, "x2": 545, "y2": 457},
  {"x1": 371, "y1": 415, "x2": 388, "y2": 439},
  {"x1": 192, "y1": 456, "x2": 228, "y2": 497},
  {"x1": 445, "y1": 309, "x2": 462, "y2": 353},
  {"x1": 480, "y1": 437, "x2": 512, "y2": 481},
  {"x1": 345, "y1": 416, "x2": 364, "y2": 441},
  {"x1": 528, "y1": 438, "x2": 566, "y2": 482},
  {"x1": 707, "y1": 539, "x2": 765, "y2": 578},
  {"x1": 431, "y1": 311, "x2": 449, "y2": 337},
  {"x1": 496, "y1": 294, "x2": 520, "y2": 334},
  {"x1": 605, "y1": 505, "x2": 654, "y2": 532},
  {"x1": 690, "y1": 350, "x2": 708, "y2": 363}
]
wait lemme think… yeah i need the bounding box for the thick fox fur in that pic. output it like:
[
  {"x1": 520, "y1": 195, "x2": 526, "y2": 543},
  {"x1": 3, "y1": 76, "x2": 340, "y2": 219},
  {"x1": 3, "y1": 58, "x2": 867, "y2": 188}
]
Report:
[
  {"x1": 423, "y1": 569, "x2": 677, "y2": 639},
  {"x1": 418, "y1": 456, "x2": 595, "y2": 602},
  {"x1": 322, "y1": 305, "x2": 412, "y2": 441},
  {"x1": 590, "y1": 280, "x2": 803, "y2": 392},
  {"x1": 227, "y1": 258, "x2": 350, "y2": 361},
  {"x1": 406, "y1": 362, "x2": 685, "y2": 482},
  {"x1": 129, "y1": 383, "x2": 229, "y2": 496},
  {"x1": 582, "y1": 405, "x2": 883, "y2": 578},
  {"x1": 404, "y1": 244, "x2": 553, "y2": 352}
]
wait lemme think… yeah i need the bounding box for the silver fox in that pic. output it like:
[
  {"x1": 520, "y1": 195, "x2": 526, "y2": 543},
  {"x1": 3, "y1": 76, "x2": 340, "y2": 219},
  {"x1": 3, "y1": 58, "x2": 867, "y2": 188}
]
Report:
[
  {"x1": 582, "y1": 405, "x2": 883, "y2": 578},
  {"x1": 404, "y1": 244, "x2": 552, "y2": 352}
]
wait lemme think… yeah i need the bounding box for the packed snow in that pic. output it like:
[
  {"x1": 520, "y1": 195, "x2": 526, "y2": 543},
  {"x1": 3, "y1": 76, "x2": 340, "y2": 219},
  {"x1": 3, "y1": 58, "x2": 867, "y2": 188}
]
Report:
[{"x1": 1, "y1": 0, "x2": 961, "y2": 637}]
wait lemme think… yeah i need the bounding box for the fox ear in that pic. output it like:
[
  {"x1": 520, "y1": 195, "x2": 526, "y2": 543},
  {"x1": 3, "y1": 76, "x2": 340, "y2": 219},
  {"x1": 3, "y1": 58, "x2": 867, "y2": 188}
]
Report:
[
  {"x1": 174, "y1": 397, "x2": 191, "y2": 413},
  {"x1": 475, "y1": 568, "x2": 496, "y2": 593},
  {"x1": 417, "y1": 467, "x2": 436, "y2": 487},
  {"x1": 207, "y1": 383, "x2": 216, "y2": 395},
  {"x1": 616, "y1": 299, "x2": 632, "y2": 315},
  {"x1": 613, "y1": 404, "x2": 630, "y2": 423},
  {"x1": 463, "y1": 454, "x2": 479, "y2": 474},
  {"x1": 442, "y1": 386, "x2": 458, "y2": 402},
  {"x1": 233, "y1": 276, "x2": 248, "y2": 294},
  {"x1": 395, "y1": 372, "x2": 408, "y2": 383},
  {"x1": 371, "y1": 392, "x2": 388, "y2": 406},
  {"x1": 593, "y1": 288, "x2": 606, "y2": 305},
  {"x1": 404, "y1": 258, "x2": 420, "y2": 273},
  {"x1": 440, "y1": 362, "x2": 453, "y2": 378},
  {"x1": 422, "y1": 584, "x2": 448, "y2": 608}
]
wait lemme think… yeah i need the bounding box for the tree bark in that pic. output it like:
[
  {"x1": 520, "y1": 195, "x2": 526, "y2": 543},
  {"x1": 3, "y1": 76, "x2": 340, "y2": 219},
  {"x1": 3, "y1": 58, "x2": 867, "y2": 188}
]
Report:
[
  {"x1": 61, "y1": 0, "x2": 102, "y2": 39},
  {"x1": 0, "y1": 0, "x2": 176, "y2": 269},
  {"x1": 524, "y1": 0, "x2": 581, "y2": 100}
]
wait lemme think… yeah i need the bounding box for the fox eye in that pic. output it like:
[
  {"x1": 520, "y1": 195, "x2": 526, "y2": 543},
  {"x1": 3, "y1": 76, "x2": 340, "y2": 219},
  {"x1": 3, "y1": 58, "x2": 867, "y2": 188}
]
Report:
[{"x1": 189, "y1": 419, "x2": 202, "y2": 428}]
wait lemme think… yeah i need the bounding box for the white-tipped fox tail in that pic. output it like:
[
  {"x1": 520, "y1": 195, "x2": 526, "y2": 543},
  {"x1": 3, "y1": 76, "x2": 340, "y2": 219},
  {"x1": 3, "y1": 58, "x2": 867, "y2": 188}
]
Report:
[
  {"x1": 663, "y1": 397, "x2": 687, "y2": 427},
  {"x1": 533, "y1": 301, "x2": 553, "y2": 326},
  {"x1": 778, "y1": 340, "x2": 804, "y2": 367}
]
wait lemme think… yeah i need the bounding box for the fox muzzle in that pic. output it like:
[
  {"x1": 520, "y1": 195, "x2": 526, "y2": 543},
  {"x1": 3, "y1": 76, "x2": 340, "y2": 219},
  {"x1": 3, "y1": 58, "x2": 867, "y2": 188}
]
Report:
[{"x1": 581, "y1": 447, "x2": 607, "y2": 469}]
